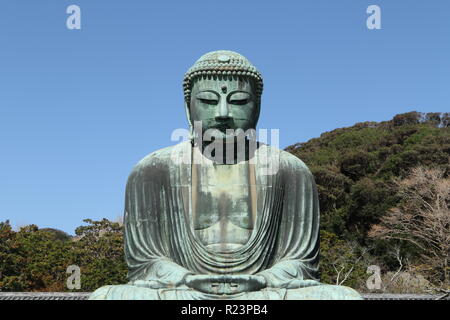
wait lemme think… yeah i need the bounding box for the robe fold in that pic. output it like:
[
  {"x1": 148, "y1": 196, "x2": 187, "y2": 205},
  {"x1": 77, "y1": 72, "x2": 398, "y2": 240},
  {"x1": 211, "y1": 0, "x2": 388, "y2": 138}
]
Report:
[{"x1": 123, "y1": 141, "x2": 320, "y2": 295}]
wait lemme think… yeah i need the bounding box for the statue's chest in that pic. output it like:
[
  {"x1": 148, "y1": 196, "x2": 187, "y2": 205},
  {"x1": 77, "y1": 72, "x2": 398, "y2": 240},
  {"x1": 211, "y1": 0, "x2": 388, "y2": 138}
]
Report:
[{"x1": 192, "y1": 162, "x2": 255, "y2": 251}]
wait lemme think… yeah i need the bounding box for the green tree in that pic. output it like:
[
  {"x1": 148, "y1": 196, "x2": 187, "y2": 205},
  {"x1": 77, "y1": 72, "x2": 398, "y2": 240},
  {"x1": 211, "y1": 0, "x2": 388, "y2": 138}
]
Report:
[
  {"x1": 319, "y1": 230, "x2": 367, "y2": 289},
  {"x1": 70, "y1": 219, "x2": 127, "y2": 291},
  {"x1": 0, "y1": 223, "x2": 71, "y2": 291}
]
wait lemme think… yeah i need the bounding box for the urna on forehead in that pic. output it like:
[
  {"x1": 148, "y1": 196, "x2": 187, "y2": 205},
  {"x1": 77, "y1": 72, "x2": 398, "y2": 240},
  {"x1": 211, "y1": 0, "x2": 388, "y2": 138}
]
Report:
[{"x1": 183, "y1": 50, "x2": 264, "y2": 103}]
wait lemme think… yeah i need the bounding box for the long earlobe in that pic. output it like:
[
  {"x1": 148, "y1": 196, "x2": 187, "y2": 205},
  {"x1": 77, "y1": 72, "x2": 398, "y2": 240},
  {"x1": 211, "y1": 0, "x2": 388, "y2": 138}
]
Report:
[
  {"x1": 184, "y1": 101, "x2": 194, "y2": 140},
  {"x1": 254, "y1": 102, "x2": 261, "y2": 127}
]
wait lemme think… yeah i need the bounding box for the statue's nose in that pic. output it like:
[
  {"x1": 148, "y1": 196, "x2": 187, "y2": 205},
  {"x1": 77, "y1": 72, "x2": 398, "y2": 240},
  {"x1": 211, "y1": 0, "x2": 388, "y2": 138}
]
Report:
[{"x1": 216, "y1": 98, "x2": 230, "y2": 120}]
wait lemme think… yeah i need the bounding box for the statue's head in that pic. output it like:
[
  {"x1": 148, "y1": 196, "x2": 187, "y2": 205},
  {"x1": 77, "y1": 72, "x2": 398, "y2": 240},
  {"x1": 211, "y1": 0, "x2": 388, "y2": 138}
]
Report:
[{"x1": 183, "y1": 51, "x2": 263, "y2": 138}]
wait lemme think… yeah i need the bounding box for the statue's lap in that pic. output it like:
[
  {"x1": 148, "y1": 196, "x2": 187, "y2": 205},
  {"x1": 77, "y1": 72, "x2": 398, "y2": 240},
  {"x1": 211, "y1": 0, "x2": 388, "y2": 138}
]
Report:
[{"x1": 89, "y1": 284, "x2": 362, "y2": 300}]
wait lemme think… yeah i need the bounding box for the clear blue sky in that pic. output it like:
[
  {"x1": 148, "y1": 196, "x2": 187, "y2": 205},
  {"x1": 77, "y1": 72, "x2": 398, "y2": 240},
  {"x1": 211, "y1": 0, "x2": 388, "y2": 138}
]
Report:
[{"x1": 0, "y1": 1, "x2": 449, "y2": 234}]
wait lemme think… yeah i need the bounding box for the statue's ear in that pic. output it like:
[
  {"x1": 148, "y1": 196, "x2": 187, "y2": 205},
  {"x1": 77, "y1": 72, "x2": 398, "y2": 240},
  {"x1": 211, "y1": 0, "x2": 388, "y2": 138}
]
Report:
[
  {"x1": 253, "y1": 100, "x2": 261, "y2": 128},
  {"x1": 184, "y1": 100, "x2": 193, "y2": 134},
  {"x1": 184, "y1": 100, "x2": 190, "y2": 118},
  {"x1": 250, "y1": 78, "x2": 261, "y2": 128}
]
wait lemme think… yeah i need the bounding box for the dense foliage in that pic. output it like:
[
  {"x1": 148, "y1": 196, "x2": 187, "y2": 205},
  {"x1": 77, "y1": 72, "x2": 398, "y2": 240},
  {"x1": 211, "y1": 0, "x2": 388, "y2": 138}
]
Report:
[
  {"x1": 287, "y1": 111, "x2": 449, "y2": 291},
  {"x1": 0, "y1": 112, "x2": 448, "y2": 293},
  {"x1": 0, "y1": 219, "x2": 127, "y2": 292}
]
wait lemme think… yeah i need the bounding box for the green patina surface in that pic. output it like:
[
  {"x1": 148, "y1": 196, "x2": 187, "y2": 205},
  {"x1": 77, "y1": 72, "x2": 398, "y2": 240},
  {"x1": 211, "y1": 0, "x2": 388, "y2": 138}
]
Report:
[{"x1": 90, "y1": 51, "x2": 362, "y2": 300}]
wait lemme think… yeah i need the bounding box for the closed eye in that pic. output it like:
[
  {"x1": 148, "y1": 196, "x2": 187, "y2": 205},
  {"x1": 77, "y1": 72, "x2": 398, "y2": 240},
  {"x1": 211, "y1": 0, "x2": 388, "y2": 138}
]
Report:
[
  {"x1": 228, "y1": 92, "x2": 252, "y2": 105},
  {"x1": 196, "y1": 91, "x2": 219, "y2": 105}
]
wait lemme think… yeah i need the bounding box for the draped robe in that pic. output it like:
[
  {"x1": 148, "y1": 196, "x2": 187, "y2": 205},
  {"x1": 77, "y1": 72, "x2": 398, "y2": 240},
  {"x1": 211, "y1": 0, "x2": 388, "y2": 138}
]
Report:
[
  {"x1": 90, "y1": 141, "x2": 361, "y2": 299},
  {"x1": 117, "y1": 141, "x2": 320, "y2": 298}
]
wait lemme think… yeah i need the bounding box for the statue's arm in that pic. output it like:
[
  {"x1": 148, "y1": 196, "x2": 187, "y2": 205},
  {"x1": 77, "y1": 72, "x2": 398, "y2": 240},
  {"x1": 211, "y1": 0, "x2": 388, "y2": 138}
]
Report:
[
  {"x1": 256, "y1": 260, "x2": 320, "y2": 289},
  {"x1": 256, "y1": 153, "x2": 321, "y2": 289},
  {"x1": 123, "y1": 162, "x2": 194, "y2": 289},
  {"x1": 128, "y1": 259, "x2": 194, "y2": 289},
  {"x1": 125, "y1": 212, "x2": 195, "y2": 288}
]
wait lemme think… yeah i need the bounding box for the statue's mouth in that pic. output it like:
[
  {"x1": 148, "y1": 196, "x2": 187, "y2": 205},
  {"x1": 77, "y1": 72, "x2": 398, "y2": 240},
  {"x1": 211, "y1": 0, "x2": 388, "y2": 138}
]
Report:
[
  {"x1": 205, "y1": 122, "x2": 234, "y2": 134},
  {"x1": 215, "y1": 124, "x2": 233, "y2": 132},
  {"x1": 199, "y1": 119, "x2": 253, "y2": 136}
]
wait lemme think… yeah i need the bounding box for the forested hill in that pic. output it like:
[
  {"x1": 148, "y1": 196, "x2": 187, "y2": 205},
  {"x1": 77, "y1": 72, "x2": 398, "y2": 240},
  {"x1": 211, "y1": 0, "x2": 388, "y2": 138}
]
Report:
[{"x1": 286, "y1": 111, "x2": 449, "y2": 243}]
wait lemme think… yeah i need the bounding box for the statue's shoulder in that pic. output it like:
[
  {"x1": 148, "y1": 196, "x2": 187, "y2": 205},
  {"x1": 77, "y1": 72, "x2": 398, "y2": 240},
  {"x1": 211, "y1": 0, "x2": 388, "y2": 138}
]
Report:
[
  {"x1": 261, "y1": 144, "x2": 312, "y2": 176},
  {"x1": 130, "y1": 141, "x2": 189, "y2": 175}
]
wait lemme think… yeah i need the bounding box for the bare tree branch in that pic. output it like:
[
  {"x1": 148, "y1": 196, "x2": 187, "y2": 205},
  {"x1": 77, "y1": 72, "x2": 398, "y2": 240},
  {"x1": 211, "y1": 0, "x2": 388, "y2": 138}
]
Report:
[{"x1": 369, "y1": 166, "x2": 450, "y2": 284}]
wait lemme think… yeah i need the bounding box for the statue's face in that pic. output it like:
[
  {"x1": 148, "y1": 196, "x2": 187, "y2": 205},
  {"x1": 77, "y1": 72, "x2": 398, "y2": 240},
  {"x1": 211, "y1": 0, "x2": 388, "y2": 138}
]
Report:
[{"x1": 189, "y1": 76, "x2": 259, "y2": 137}]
